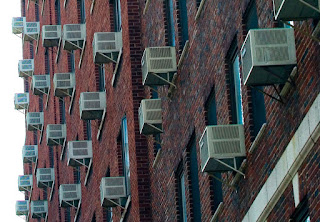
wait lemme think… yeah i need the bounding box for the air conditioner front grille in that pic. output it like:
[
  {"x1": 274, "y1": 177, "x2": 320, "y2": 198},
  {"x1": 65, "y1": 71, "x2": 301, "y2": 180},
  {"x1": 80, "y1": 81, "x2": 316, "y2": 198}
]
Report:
[
  {"x1": 57, "y1": 81, "x2": 71, "y2": 87},
  {"x1": 20, "y1": 181, "x2": 31, "y2": 186},
  {"x1": 35, "y1": 75, "x2": 47, "y2": 80},
  {"x1": 26, "y1": 23, "x2": 37, "y2": 28},
  {"x1": 34, "y1": 207, "x2": 45, "y2": 212},
  {"x1": 97, "y1": 33, "x2": 116, "y2": 41},
  {"x1": 39, "y1": 169, "x2": 52, "y2": 174},
  {"x1": 29, "y1": 113, "x2": 40, "y2": 117},
  {"x1": 56, "y1": 74, "x2": 71, "y2": 80},
  {"x1": 72, "y1": 141, "x2": 88, "y2": 148},
  {"x1": 29, "y1": 119, "x2": 41, "y2": 123},
  {"x1": 73, "y1": 149, "x2": 89, "y2": 156},
  {"x1": 25, "y1": 151, "x2": 36, "y2": 156},
  {"x1": 150, "y1": 59, "x2": 174, "y2": 70},
  {"x1": 35, "y1": 82, "x2": 48, "y2": 87},
  {"x1": 105, "y1": 187, "x2": 125, "y2": 196},
  {"x1": 18, "y1": 97, "x2": 28, "y2": 103},
  {"x1": 22, "y1": 65, "x2": 33, "y2": 69},
  {"x1": 66, "y1": 32, "x2": 82, "y2": 39},
  {"x1": 49, "y1": 125, "x2": 62, "y2": 130},
  {"x1": 97, "y1": 42, "x2": 116, "y2": 50},
  {"x1": 255, "y1": 46, "x2": 289, "y2": 63},
  {"x1": 65, "y1": 25, "x2": 81, "y2": 32},
  {"x1": 45, "y1": 26, "x2": 58, "y2": 31},
  {"x1": 22, "y1": 60, "x2": 32, "y2": 65},
  {"x1": 84, "y1": 101, "x2": 101, "y2": 109},
  {"x1": 62, "y1": 184, "x2": 77, "y2": 191},
  {"x1": 40, "y1": 175, "x2": 52, "y2": 181},
  {"x1": 63, "y1": 192, "x2": 78, "y2": 199},
  {"x1": 83, "y1": 93, "x2": 100, "y2": 100},
  {"x1": 146, "y1": 111, "x2": 161, "y2": 121},
  {"x1": 209, "y1": 126, "x2": 240, "y2": 140},
  {"x1": 27, "y1": 28, "x2": 38, "y2": 32},
  {"x1": 104, "y1": 177, "x2": 124, "y2": 186},
  {"x1": 49, "y1": 132, "x2": 63, "y2": 137},
  {"x1": 254, "y1": 29, "x2": 288, "y2": 45},
  {"x1": 45, "y1": 32, "x2": 58, "y2": 38},
  {"x1": 200, "y1": 129, "x2": 209, "y2": 170},
  {"x1": 149, "y1": 47, "x2": 172, "y2": 58}
]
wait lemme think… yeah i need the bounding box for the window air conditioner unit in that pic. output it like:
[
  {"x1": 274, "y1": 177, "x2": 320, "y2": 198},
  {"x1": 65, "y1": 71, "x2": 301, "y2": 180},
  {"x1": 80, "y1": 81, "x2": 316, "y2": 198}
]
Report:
[
  {"x1": 79, "y1": 92, "x2": 106, "y2": 120},
  {"x1": 62, "y1": 24, "x2": 86, "y2": 51},
  {"x1": 32, "y1": 75, "x2": 50, "y2": 95},
  {"x1": 22, "y1": 145, "x2": 38, "y2": 163},
  {"x1": 14, "y1": 93, "x2": 29, "y2": 110},
  {"x1": 100, "y1": 177, "x2": 127, "y2": 207},
  {"x1": 23, "y1": 22, "x2": 40, "y2": 42},
  {"x1": 199, "y1": 125, "x2": 246, "y2": 173},
  {"x1": 26, "y1": 112, "x2": 44, "y2": 131},
  {"x1": 139, "y1": 99, "x2": 162, "y2": 135},
  {"x1": 36, "y1": 168, "x2": 54, "y2": 188},
  {"x1": 12, "y1": 17, "x2": 26, "y2": 34},
  {"x1": 46, "y1": 124, "x2": 67, "y2": 146},
  {"x1": 18, "y1": 59, "x2": 34, "y2": 78},
  {"x1": 273, "y1": 0, "x2": 320, "y2": 21},
  {"x1": 141, "y1": 46, "x2": 177, "y2": 86},
  {"x1": 30, "y1": 201, "x2": 48, "y2": 218},
  {"x1": 241, "y1": 28, "x2": 296, "y2": 86},
  {"x1": 59, "y1": 184, "x2": 81, "y2": 208},
  {"x1": 53, "y1": 73, "x2": 75, "y2": 97},
  {"x1": 42, "y1": 25, "x2": 62, "y2": 47},
  {"x1": 93, "y1": 32, "x2": 123, "y2": 63},
  {"x1": 18, "y1": 175, "x2": 33, "y2": 192},
  {"x1": 16, "y1": 200, "x2": 29, "y2": 216},
  {"x1": 67, "y1": 140, "x2": 93, "y2": 167}
]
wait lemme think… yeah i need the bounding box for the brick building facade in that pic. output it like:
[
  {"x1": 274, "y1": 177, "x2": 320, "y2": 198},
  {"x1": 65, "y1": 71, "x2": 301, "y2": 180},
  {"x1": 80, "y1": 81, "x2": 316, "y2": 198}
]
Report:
[{"x1": 15, "y1": 0, "x2": 320, "y2": 221}]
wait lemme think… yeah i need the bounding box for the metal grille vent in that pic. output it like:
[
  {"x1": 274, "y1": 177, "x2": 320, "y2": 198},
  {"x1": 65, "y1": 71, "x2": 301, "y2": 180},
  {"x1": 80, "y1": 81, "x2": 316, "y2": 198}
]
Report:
[
  {"x1": 73, "y1": 148, "x2": 88, "y2": 156},
  {"x1": 29, "y1": 113, "x2": 40, "y2": 117},
  {"x1": 83, "y1": 92, "x2": 100, "y2": 100},
  {"x1": 72, "y1": 141, "x2": 88, "y2": 148}
]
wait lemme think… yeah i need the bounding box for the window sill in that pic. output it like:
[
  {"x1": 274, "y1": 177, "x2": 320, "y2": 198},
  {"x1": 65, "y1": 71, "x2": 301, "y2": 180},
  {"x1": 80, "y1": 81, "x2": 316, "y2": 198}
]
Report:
[
  {"x1": 195, "y1": 0, "x2": 207, "y2": 21},
  {"x1": 248, "y1": 123, "x2": 267, "y2": 154},
  {"x1": 152, "y1": 148, "x2": 162, "y2": 168},
  {"x1": 90, "y1": 0, "x2": 96, "y2": 15},
  {"x1": 279, "y1": 66, "x2": 298, "y2": 99},
  {"x1": 143, "y1": 0, "x2": 151, "y2": 15},
  {"x1": 210, "y1": 202, "x2": 223, "y2": 222}
]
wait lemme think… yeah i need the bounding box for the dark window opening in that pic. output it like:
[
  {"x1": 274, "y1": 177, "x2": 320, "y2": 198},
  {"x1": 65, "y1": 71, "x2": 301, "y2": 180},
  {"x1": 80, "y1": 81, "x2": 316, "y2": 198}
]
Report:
[
  {"x1": 77, "y1": 0, "x2": 86, "y2": 24},
  {"x1": 176, "y1": 0, "x2": 189, "y2": 54},
  {"x1": 55, "y1": 0, "x2": 61, "y2": 25},
  {"x1": 176, "y1": 163, "x2": 187, "y2": 222},
  {"x1": 164, "y1": 0, "x2": 175, "y2": 46},
  {"x1": 121, "y1": 117, "x2": 130, "y2": 195}
]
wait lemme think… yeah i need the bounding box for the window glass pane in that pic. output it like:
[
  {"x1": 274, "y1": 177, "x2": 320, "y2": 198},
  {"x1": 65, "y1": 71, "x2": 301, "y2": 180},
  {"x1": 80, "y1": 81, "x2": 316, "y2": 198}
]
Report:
[
  {"x1": 232, "y1": 55, "x2": 243, "y2": 124},
  {"x1": 190, "y1": 140, "x2": 201, "y2": 220},
  {"x1": 178, "y1": 0, "x2": 189, "y2": 46},
  {"x1": 114, "y1": 0, "x2": 121, "y2": 31},
  {"x1": 121, "y1": 117, "x2": 130, "y2": 194},
  {"x1": 87, "y1": 120, "x2": 92, "y2": 140},
  {"x1": 180, "y1": 174, "x2": 187, "y2": 222},
  {"x1": 166, "y1": 0, "x2": 175, "y2": 46}
]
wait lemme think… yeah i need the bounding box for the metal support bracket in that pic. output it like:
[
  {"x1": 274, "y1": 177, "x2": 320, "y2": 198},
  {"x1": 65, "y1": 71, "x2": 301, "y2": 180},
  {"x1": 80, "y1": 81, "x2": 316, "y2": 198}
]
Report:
[
  {"x1": 39, "y1": 125, "x2": 44, "y2": 144},
  {"x1": 45, "y1": 87, "x2": 50, "y2": 109},
  {"x1": 299, "y1": 0, "x2": 320, "y2": 13},
  {"x1": 73, "y1": 201, "x2": 81, "y2": 222},
  {"x1": 147, "y1": 123, "x2": 163, "y2": 134},
  {"x1": 282, "y1": 20, "x2": 320, "y2": 43},
  {"x1": 111, "y1": 49, "x2": 123, "y2": 86},
  {"x1": 69, "y1": 88, "x2": 76, "y2": 114},
  {"x1": 90, "y1": 0, "x2": 96, "y2": 14},
  {"x1": 49, "y1": 181, "x2": 55, "y2": 201},
  {"x1": 78, "y1": 38, "x2": 87, "y2": 68},
  {"x1": 41, "y1": 0, "x2": 46, "y2": 16},
  {"x1": 84, "y1": 160, "x2": 93, "y2": 186},
  {"x1": 148, "y1": 86, "x2": 160, "y2": 95},
  {"x1": 120, "y1": 196, "x2": 132, "y2": 222},
  {"x1": 150, "y1": 72, "x2": 177, "y2": 88},
  {"x1": 60, "y1": 139, "x2": 67, "y2": 160},
  {"x1": 97, "y1": 108, "x2": 107, "y2": 140},
  {"x1": 55, "y1": 38, "x2": 62, "y2": 63},
  {"x1": 206, "y1": 172, "x2": 236, "y2": 190},
  {"x1": 250, "y1": 85, "x2": 284, "y2": 103}
]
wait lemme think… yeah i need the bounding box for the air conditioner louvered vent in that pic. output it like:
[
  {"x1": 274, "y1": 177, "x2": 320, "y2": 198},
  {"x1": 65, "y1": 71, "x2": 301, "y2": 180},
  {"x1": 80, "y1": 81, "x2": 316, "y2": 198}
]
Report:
[
  {"x1": 79, "y1": 92, "x2": 106, "y2": 120},
  {"x1": 15, "y1": 200, "x2": 29, "y2": 216},
  {"x1": 18, "y1": 59, "x2": 34, "y2": 78},
  {"x1": 36, "y1": 168, "x2": 54, "y2": 188},
  {"x1": 46, "y1": 124, "x2": 66, "y2": 146},
  {"x1": 199, "y1": 125, "x2": 246, "y2": 173},
  {"x1": 138, "y1": 99, "x2": 162, "y2": 135},
  {"x1": 12, "y1": 17, "x2": 26, "y2": 34},
  {"x1": 18, "y1": 175, "x2": 33, "y2": 191},
  {"x1": 22, "y1": 145, "x2": 38, "y2": 163},
  {"x1": 42, "y1": 25, "x2": 62, "y2": 47},
  {"x1": 141, "y1": 47, "x2": 177, "y2": 86},
  {"x1": 100, "y1": 177, "x2": 127, "y2": 207},
  {"x1": 26, "y1": 112, "x2": 44, "y2": 131},
  {"x1": 53, "y1": 72, "x2": 76, "y2": 97},
  {"x1": 93, "y1": 32, "x2": 123, "y2": 63},
  {"x1": 14, "y1": 93, "x2": 29, "y2": 110},
  {"x1": 24, "y1": 22, "x2": 40, "y2": 42},
  {"x1": 32, "y1": 75, "x2": 50, "y2": 95},
  {"x1": 273, "y1": 0, "x2": 320, "y2": 21},
  {"x1": 62, "y1": 24, "x2": 86, "y2": 51},
  {"x1": 241, "y1": 28, "x2": 296, "y2": 86},
  {"x1": 59, "y1": 184, "x2": 81, "y2": 208},
  {"x1": 67, "y1": 140, "x2": 93, "y2": 167},
  {"x1": 30, "y1": 201, "x2": 48, "y2": 218}
]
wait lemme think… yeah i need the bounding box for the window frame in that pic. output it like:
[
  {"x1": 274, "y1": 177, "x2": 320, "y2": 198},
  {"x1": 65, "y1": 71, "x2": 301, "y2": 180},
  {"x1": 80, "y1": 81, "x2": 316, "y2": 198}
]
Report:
[{"x1": 121, "y1": 116, "x2": 130, "y2": 195}]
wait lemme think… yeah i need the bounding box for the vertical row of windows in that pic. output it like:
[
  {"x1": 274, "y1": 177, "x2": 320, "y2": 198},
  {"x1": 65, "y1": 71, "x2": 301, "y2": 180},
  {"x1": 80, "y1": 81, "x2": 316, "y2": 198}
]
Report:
[
  {"x1": 121, "y1": 117, "x2": 130, "y2": 195},
  {"x1": 55, "y1": 0, "x2": 61, "y2": 25},
  {"x1": 77, "y1": 0, "x2": 86, "y2": 24},
  {"x1": 45, "y1": 49, "x2": 50, "y2": 74},
  {"x1": 176, "y1": 0, "x2": 189, "y2": 53},
  {"x1": 164, "y1": 0, "x2": 175, "y2": 46},
  {"x1": 59, "y1": 99, "x2": 66, "y2": 124}
]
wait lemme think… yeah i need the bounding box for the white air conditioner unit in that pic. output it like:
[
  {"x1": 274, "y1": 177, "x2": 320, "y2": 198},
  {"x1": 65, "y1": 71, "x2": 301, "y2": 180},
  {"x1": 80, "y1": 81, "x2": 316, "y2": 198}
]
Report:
[
  {"x1": 14, "y1": 93, "x2": 29, "y2": 110},
  {"x1": 53, "y1": 73, "x2": 75, "y2": 97},
  {"x1": 93, "y1": 32, "x2": 123, "y2": 63},
  {"x1": 273, "y1": 0, "x2": 320, "y2": 21},
  {"x1": 42, "y1": 25, "x2": 62, "y2": 47},
  {"x1": 79, "y1": 92, "x2": 106, "y2": 120},
  {"x1": 18, "y1": 59, "x2": 34, "y2": 78},
  {"x1": 12, "y1": 17, "x2": 26, "y2": 34},
  {"x1": 15, "y1": 200, "x2": 29, "y2": 216},
  {"x1": 36, "y1": 168, "x2": 54, "y2": 188},
  {"x1": 22, "y1": 145, "x2": 38, "y2": 163},
  {"x1": 67, "y1": 140, "x2": 93, "y2": 167},
  {"x1": 26, "y1": 112, "x2": 44, "y2": 131},
  {"x1": 241, "y1": 28, "x2": 296, "y2": 86},
  {"x1": 59, "y1": 184, "x2": 81, "y2": 208},
  {"x1": 18, "y1": 175, "x2": 33, "y2": 192},
  {"x1": 46, "y1": 124, "x2": 66, "y2": 146},
  {"x1": 32, "y1": 75, "x2": 50, "y2": 95},
  {"x1": 62, "y1": 24, "x2": 86, "y2": 51},
  {"x1": 199, "y1": 125, "x2": 246, "y2": 173},
  {"x1": 23, "y1": 22, "x2": 40, "y2": 42},
  {"x1": 100, "y1": 177, "x2": 127, "y2": 208},
  {"x1": 141, "y1": 46, "x2": 177, "y2": 86},
  {"x1": 30, "y1": 201, "x2": 48, "y2": 218},
  {"x1": 139, "y1": 99, "x2": 162, "y2": 135}
]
